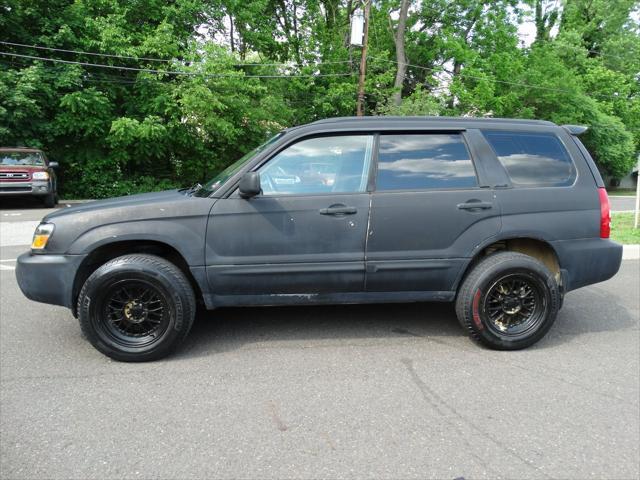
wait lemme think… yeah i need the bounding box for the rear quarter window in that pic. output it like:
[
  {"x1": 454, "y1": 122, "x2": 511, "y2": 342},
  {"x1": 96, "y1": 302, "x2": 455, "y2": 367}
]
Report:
[{"x1": 482, "y1": 131, "x2": 576, "y2": 187}]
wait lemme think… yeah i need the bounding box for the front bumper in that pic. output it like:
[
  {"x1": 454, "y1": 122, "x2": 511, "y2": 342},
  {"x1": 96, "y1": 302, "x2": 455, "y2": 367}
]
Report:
[
  {"x1": 0, "y1": 181, "x2": 51, "y2": 196},
  {"x1": 551, "y1": 238, "x2": 623, "y2": 292},
  {"x1": 15, "y1": 252, "x2": 86, "y2": 309}
]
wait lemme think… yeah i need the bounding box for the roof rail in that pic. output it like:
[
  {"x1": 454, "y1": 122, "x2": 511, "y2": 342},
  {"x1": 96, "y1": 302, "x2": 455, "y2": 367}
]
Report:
[{"x1": 562, "y1": 125, "x2": 588, "y2": 135}]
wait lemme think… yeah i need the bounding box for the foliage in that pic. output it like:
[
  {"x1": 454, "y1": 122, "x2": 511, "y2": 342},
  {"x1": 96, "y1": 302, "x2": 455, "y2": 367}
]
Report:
[
  {"x1": 0, "y1": 0, "x2": 638, "y2": 198},
  {"x1": 611, "y1": 213, "x2": 640, "y2": 244}
]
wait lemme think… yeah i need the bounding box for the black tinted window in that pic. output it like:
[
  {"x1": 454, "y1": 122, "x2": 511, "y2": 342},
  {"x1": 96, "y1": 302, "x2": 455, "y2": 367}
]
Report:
[
  {"x1": 376, "y1": 134, "x2": 477, "y2": 191},
  {"x1": 483, "y1": 131, "x2": 576, "y2": 186}
]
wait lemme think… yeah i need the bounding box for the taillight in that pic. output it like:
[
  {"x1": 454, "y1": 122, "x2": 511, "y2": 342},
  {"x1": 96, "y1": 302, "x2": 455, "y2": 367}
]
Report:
[{"x1": 598, "y1": 187, "x2": 610, "y2": 238}]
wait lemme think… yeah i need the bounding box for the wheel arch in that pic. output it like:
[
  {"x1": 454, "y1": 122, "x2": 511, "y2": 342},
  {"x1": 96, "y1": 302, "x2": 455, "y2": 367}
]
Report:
[
  {"x1": 454, "y1": 236, "x2": 562, "y2": 293},
  {"x1": 71, "y1": 240, "x2": 204, "y2": 317}
]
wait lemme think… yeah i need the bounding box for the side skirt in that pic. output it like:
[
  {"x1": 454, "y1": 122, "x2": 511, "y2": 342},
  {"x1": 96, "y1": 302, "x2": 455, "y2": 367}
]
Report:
[{"x1": 203, "y1": 290, "x2": 455, "y2": 309}]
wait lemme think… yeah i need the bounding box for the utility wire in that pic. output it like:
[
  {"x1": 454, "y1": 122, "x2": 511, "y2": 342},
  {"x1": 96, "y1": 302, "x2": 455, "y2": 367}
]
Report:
[
  {"x1": 0, "y1": 57, "x2": 356, "y2": 88},
  {"x1": 0, "y1": 51, "x2": 355, "y2": 79},
  {"x1": 1, "y1": 40, "x2": 633, "y2": 65},
  {"x1": 0, "y1": 41, "x2": 353, "y2": 67},
  {"x1": 369, "y1": 56, "x2": 629, "y2": 100}
]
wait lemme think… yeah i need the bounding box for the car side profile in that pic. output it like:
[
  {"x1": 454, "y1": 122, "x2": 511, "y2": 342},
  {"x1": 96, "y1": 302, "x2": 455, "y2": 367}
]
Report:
[
  {"x1": 0, "y1": 147, "x2": 59, "y2": 207},
  {"x1": 15, "y1": 117, "x2": 622, "y2": 361}
]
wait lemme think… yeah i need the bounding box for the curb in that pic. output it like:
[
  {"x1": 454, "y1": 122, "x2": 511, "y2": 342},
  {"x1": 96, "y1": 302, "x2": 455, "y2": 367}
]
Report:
[
  {"x1": 622, "y1": 245, "x2": 640, "y2": 260},
  {"x1": 60, "y1": 199, "x2": 93, "y2": 205}
]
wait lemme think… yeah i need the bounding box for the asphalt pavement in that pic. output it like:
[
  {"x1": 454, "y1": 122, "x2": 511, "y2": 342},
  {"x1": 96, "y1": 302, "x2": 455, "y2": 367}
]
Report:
[
  {"x1": 0, "y1": 203, "x2": 639, "y2": 480},
  {"x1": 610, "y1": 195, "x2": 637, "y2": 212}
]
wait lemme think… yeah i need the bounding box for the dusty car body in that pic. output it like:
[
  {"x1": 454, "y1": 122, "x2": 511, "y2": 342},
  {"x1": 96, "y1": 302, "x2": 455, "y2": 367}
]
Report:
[{"x1": 15, "y1": 117, "x2": 622, "y2": 361}]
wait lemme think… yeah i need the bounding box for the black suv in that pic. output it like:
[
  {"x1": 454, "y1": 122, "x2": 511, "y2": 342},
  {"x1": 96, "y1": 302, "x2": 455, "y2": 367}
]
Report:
[{"x1": 16, "y1": 117, "x2": 622, "y2": 361}]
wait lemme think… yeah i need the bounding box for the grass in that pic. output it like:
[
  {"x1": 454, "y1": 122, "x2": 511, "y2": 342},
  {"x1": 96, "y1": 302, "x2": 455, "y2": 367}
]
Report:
[
  {"x1": 607, "y1": 188, "x2": 637, "y2": 196},
  {"x1": 611, "y1": 212, "x2": 640, "y2": 244}
]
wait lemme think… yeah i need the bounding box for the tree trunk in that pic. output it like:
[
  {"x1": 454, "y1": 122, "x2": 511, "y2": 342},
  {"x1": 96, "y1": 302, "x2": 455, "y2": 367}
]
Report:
[
  {"x1": 392, "y1": 0, "x2": 411, "y2": 106},
  {"x1": 343, "y1": 0, "x2": 354, "y2": 47},
  {"x1": 534, "y1": 0, "x2": 559, "y2": 43},
  {"x1": 229, "y1": 14, "x2": 235, "y2": 53}
]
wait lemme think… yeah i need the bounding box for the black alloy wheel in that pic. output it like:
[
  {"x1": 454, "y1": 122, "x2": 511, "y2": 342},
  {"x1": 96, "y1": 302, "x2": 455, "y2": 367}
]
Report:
[
  {"x1": 483, "y1": 273, "x2": 546, "y2": 338},
  {"x1": 101, "y1": 280, "x2": 170, "y2": 348}
]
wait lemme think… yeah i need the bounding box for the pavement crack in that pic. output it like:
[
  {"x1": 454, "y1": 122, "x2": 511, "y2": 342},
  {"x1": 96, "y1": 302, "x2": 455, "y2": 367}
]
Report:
[{"x1": 401, "y1": 357, "x2": 552, "y2": 480}]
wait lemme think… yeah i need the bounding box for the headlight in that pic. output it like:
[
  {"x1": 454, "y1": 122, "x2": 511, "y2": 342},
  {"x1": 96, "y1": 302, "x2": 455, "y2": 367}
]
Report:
[
  {"x1": 32, "y1": 171, "x2": 49, "y2": 180},
  {"x1": 31, "y1": 223, "x2": 54, "y2": 250}
]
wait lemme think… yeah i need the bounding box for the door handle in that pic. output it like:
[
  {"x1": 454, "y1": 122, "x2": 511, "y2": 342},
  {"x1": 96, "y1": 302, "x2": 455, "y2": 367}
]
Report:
[
  {"x1": 457, "y1": 201, "x2": 493, "y2": 211},
  {"x1": 319, "y1": 205, "x2": 358, "y2": 215}
]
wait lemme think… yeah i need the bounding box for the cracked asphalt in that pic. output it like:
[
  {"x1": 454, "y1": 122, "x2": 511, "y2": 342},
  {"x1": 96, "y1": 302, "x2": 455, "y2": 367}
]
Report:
[{"x1": 1, "y1": 203, "x2": 639, "y2": 479}]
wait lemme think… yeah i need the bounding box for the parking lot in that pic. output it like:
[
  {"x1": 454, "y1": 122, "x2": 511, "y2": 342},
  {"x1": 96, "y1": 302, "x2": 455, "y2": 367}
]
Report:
[{"x1": 1, "y1": 202, "x2": 639, "y2": 479}]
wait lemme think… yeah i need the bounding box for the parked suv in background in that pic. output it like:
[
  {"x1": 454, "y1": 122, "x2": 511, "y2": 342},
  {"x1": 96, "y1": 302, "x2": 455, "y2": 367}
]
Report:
[
  {"x1": 15, "y1": 117, "x2": 622, "y2": 361},
  {"x1": 0, "y1": 147, "x2": 59, "y2": 207}
]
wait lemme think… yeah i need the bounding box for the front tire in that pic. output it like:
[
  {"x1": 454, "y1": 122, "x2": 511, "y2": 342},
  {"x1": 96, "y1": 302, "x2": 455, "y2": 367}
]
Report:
[
  {"x1": 455, "y1": 252, "x2": 560, "y2": 350},
  {"x1": 42, "y1": 192, "x2": 55, "y2": 208},
  {"x1": 77, "y1": 254, "x2": 196, "y2": 362}
]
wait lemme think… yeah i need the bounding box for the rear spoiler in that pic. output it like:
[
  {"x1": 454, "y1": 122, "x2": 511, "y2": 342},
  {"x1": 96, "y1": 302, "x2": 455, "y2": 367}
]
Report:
[
  {"x1": 562, "y1": 125, "x2": 588, "y2": 135},
  {"x1": 565, "y1": 126, "x2": 605, "y2": 188}
]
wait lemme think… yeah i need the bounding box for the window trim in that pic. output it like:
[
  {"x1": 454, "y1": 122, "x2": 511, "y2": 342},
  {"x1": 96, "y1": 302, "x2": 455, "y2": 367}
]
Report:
[
  {"x1": 481, "y1": 129, "x2": 578, "y2": 189},
  {"x1": 370, "y1": 131, "x2": 482, "y2": 194}
]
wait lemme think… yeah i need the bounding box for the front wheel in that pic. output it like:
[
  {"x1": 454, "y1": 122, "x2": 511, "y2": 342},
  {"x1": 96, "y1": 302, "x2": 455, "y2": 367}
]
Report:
[
  {"x1": 42, "y1": 192, "x2": 55, "y2": 208},
  {"x1": 77, "y1": 254, "x2": 196, "y2": 361},
  {"x1": 455, "y1": 252, "x2": 560, "y2": 350}
]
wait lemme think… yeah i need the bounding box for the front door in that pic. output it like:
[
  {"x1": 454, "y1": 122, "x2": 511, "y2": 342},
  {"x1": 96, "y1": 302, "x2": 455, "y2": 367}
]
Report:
[
  {"x1": 206, "y1": 134, "x2": 374, "y2": 299},
  {"x1": 366, "y1": 132, "x2": 501, "y2": 293}
]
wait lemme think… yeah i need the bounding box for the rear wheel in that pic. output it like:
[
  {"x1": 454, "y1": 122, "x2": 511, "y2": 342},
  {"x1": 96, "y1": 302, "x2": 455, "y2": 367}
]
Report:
[
  {"x1": 77, "y1": 254, "x2": 196, "y2": 362},
  {"x1": 455, "y1": 251, "x2": 560, "y2": 350}
]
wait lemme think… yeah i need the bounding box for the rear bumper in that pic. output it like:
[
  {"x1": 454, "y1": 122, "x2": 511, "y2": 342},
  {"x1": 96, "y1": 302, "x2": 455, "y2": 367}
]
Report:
[
  {"x1": 15, "y1": 252, "x2": 86, "y2": 309},
  {"x1": 551, "y1": 238, "x2": 623, "y2": 292},
  {"x1": 0, "y1": 181, "x2": 51, "y2": 196}
]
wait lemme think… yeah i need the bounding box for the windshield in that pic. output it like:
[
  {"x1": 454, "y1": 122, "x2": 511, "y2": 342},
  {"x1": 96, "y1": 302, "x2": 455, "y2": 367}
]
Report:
[
  {"x1": 0, "y1": 151, "x2": 45, "y2": 166},
  {"x1": 194, "y1": 132, "x2": 284, "y2": 197}
]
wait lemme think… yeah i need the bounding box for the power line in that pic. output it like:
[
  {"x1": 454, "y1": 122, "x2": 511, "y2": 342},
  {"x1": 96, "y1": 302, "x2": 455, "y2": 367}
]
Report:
[
  {"x1": 0, "y1": 51, "x2": 355, "y2": 79},
  {"x1": 0, "y1": 40, "x2": 176, "y2": 63},
  {"x1": 0, "y1": 41, "x2": 353, "y2": 68},
  {"x1": 369, "y1": 56, "x2": 628, "y2": 100}
]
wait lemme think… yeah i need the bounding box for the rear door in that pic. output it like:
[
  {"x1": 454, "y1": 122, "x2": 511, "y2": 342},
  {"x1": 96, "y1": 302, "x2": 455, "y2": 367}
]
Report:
[
  {"x1": 365, "y1": 132, "x2": 501, "y2": 293},
  {"x1": 206, "y1": 134, "x2": 374, "y2": 297}
]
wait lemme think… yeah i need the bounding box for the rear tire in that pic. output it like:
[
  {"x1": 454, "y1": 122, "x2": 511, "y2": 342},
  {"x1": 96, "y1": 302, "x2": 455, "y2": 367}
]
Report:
[
  {"x1": 77, "y1": 254, "x2": 196, "y2": 362},
  {"x1": 455, "y1": 251, "x2": 560, "y2": 350}
]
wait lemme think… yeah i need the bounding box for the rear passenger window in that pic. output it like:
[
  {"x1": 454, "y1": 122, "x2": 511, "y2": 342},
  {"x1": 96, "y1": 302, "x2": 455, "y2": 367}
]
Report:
[
  {"x1": 483, "y1": 131, "x2": 576, "y2": 186},
  {"x1": 376, "y1": 134, "x2": 477, "y2": 191}
]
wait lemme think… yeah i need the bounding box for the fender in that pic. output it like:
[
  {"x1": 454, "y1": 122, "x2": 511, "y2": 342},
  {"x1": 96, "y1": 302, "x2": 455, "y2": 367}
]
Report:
[{"x1": 67, "y1": 218, "x2": 206, "y2": 267}]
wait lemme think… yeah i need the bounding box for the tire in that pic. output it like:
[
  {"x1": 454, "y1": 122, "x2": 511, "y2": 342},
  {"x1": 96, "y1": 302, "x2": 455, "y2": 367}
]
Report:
[
  {"x1": 455, "y1": 251, "x2": 560, "y2": 350},
  {"x1": 42, "y1": 192, "x2": 55, "y2": 208},
  {"x1": 77, "y1": 254, "x2": 196, "y2": 362}
]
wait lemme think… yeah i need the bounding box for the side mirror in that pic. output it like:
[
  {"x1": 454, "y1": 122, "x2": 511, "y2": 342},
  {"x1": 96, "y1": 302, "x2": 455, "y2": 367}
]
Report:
[
  {"x1": 49, "y1": 161, "x2": 59, "y2": 168},
  {"x1": 238, "y1": 171, "x2": 261, "y2": 198}
]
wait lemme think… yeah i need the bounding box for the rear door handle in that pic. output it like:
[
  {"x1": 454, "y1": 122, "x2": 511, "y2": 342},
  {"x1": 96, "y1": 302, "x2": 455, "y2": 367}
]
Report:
[
  {"x1": 457, "y1": 201, "x2": 493, "y2": 211},
  {"x1": 319, "y1": 205, "x2": 358, "y2": 215}
]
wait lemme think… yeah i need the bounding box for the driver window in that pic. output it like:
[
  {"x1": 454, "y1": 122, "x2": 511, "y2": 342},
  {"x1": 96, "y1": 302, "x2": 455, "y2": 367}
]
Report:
[{"x1": 258, "y1": 135, "x2": 373, "y2": 196}]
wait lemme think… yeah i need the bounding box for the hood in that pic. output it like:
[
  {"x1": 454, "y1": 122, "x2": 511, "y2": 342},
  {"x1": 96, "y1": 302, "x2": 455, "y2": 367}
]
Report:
[
  {"x1": 37, "y1": 189, "x2": 216, "y2": 255},
  {"x1": 44, "y1": 190, "x2": 190, "y2": 222},
  {"x1": 0, "y1": 165, "x2": 47, "y2": 172}
]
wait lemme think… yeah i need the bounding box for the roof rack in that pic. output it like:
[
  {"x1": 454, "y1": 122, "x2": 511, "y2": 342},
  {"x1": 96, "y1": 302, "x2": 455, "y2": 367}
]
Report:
[{"x1": 309, "y1": 116, "x2": 556, "y2": 126}]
